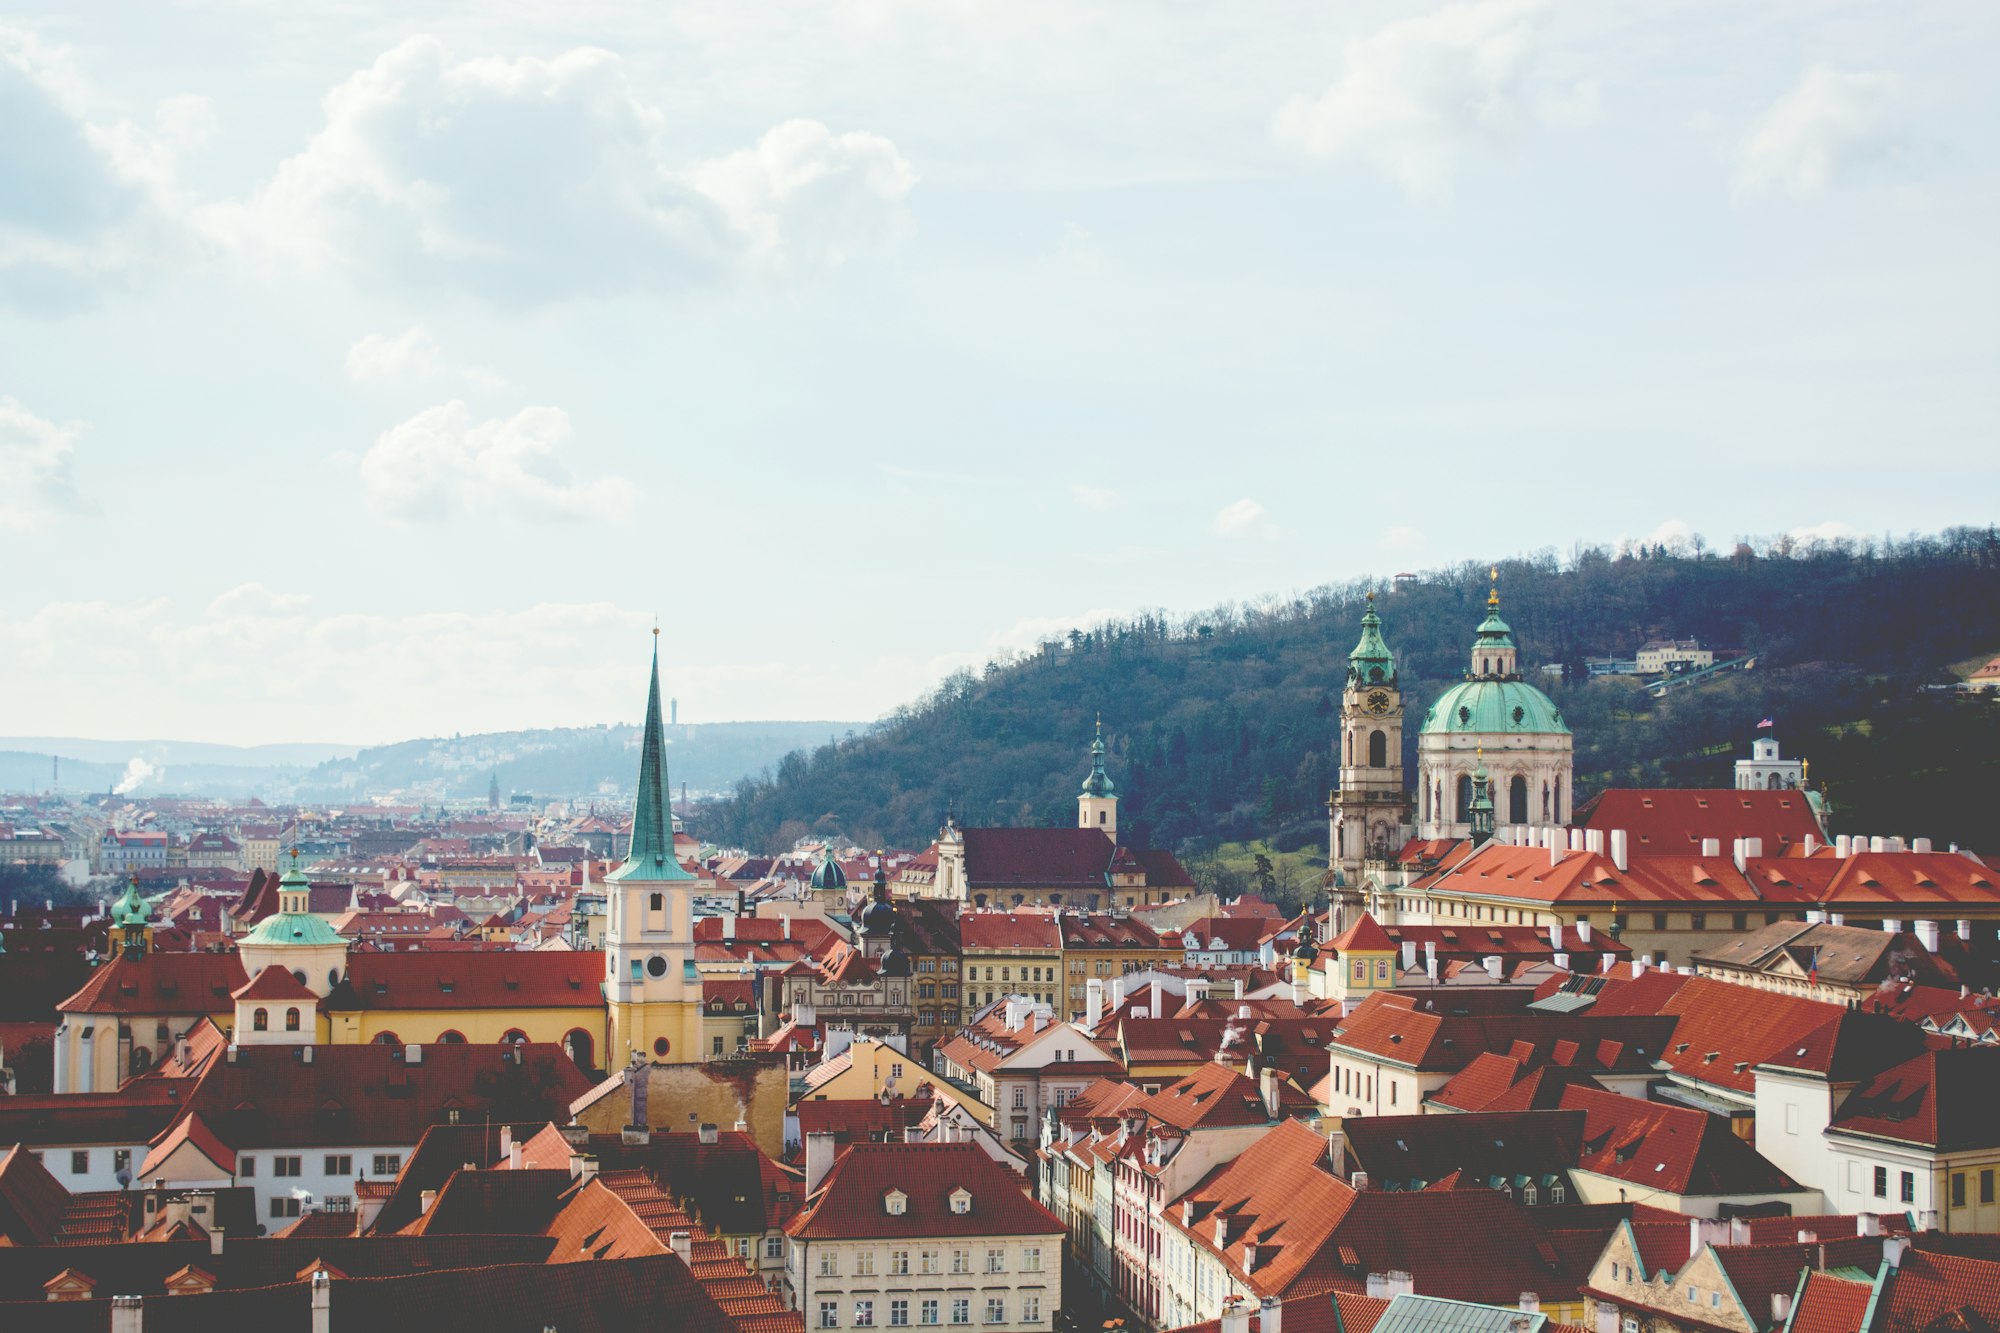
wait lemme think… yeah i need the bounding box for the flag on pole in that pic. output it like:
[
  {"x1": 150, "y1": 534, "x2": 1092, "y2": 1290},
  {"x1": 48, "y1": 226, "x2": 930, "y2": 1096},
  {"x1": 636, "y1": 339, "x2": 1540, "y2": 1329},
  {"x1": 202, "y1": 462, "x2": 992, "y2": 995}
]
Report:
[{"x1": 1757, "y1": 717, "x2": 1775, "y2": 729}]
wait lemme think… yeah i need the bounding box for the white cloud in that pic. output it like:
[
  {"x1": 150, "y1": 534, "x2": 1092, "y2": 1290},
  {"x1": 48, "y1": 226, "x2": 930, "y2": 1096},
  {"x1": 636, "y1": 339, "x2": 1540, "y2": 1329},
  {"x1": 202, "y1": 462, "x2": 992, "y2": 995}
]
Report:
[
  {"x1": 345, "y1": 327, "x2": 443, "y2": 383},
  {"x1": 230, "y1": 37, "x2": 915, "y2": 302},
  {"x1": 1786, "y1": 519, "x2": 1861, "y2": 546},
  {"x1": 112, "y1": 756, "x2": 160, "y2": 795},
  {"x1": 1211, "y1": 498, "x2": 1276, "y2": 540},
  {"x1": 359, "y1": 401, "x2": 631, "y2": 522},
  {"x1": 1271, "y1": 0, "x2": 1578, "y2": 199},
  {"x1": 0, "y1": 594, "x2": 659, "y2": 745},
  {"x1": 1735, "y1": 65, "x2": 1904, "y2": 199},
  {"x1": 1378, "y1": 525, "x2": 1428, "y2": 555},
  {"x1": 0, "y1": 27, "x2": 186, "y2": 308},
  {"x1": 1071, "y1": 484, "x2": 1118, "y2": 511},
  {"x1": 205, "y1": 583, "x2": 312, "y2": 619},
  {"x1": 0, "y1": 395, "x2": 95, "y2": 529},
  {"x1": 1616, "y1": 517, "x2": 1697, "y2": 556}
]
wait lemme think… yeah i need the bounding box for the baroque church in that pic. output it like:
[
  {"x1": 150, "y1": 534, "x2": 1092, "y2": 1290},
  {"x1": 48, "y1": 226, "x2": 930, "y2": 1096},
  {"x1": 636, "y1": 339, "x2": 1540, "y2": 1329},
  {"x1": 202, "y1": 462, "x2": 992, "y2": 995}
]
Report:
[{"x1": 1327, "y1": 572, "x2": 1573, "y2": 893}]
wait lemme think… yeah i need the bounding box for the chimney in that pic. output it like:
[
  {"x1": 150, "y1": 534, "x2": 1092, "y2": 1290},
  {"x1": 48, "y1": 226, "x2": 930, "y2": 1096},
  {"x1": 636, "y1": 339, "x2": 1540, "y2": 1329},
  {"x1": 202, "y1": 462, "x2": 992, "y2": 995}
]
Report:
[
  {"x1": 1744, "y1": 837, "x2": 1764, "y2": 861},
  {"x1": 699, "y1": 1122, "x2": 719, "y2": 1145},
  {"x1": 1110, "y1": 976, "x2": 1128, "y2": 1010},
  {"x1": 1569, "y1": 828, "x2": 1583, "y2": 851},
  {"x1": 1830, "y1": 914, "x2": 1845, "y2": 927},
  {"x1": 1805, "y1": 910, "x2": 1825, "y2": 925},
  {"x1": 1609, "y1": 830, "x2": 1628, "y2": 872},
  {"x1": 1484, "y1": 955, "x2": 1504, "y2": 982},
  {"x1": 1919, "y1": 1210, "x2": 1940, "y2": 1232},
  {"x1": 1803, "y1": 835, "x2": 1818, "y2": 856},
  {"x1": 1731, "y1": 1217, "x2": 1752, "y2": 1246},
  {"x1": 1261, "y1": 1296, "x2": 1284, "y2": 1333},
  {"x1": 1326, "y1": 1131, "x2": 1346, "y2": 1179},
  {"x1": 1577, "y1": 920, "x2": 1592, "y2": 945},
  {"x1": 1548, "y1": 923, "x2": 1562, "y2": 950},
  {"x1": 111, "y1": 1295, "x2": 144, "y2": 1333},
  {"x1": 1914, "y1": 838, "x2": 1934, "y2": 854},
  {"x1": 311, "y1": 1269, "x2": 331, "y2": 1333},
  {"x1": 1350, "y1": 1171, "x2": 1369, "y2": 1191},
  {"x1": 1259, "y1": 1066, "x2": 1282, "y2": 1120},
  {"x1": 1585, "y1": 829, "x2": 1604, "y2": 855},
  {"x1": 576, "y1": 1154, "x2": 600, "y2": 1184},
  {"x1": 1701, "y1": 838, "x2": 1721, "y2": 857},
  {"x1": 722, "y1": 915, "x2": 734, "y2": 940},
  {"x1": 1732, "y1": 838, "x2": 1748, "y2": 874},
  {"x1": 1871, "y1": 836, "x2": 1887, "y2": 854},
  {"x1": 1771, "y1": 1293, "x2": 1793, "y2": 1324},
  {"x1": 1884, "y1": 1235, "x2": 1911, "y2": 1268},
  {"x1": 1388, "y1": 1272, "x2": 1414, "y2": 1298},
  {"x1": 1796, "y1": 1230, "x2": 1817, "y2": 1244},
  {"x1": 1884, "y1": 919, "x2": 1903, "y2": 936},
  {"x1": 1632, "y1": 959, "x2": 1647, "y2": 978},
  {"x1": 1401, "y1": 940, "x2": 1418, "y2": 971},
  {"x1": 508, "y1": 1139, "x2": 524, "y2": 1170},
  {"x1": 1086, "y1": 977, "x2": 1104, "y2": 1028},
  {"x1": 782, "y1": 915, "x2": 791, "y2": 939},
  {"x1": 1520, "y1": 1293, "x2": 1541, "y2": 1315},
  {"x1": 209, "y1": 1228, "x2": 225, "y2": 1257},
  {"x1": 1691, "y1": 1217, "x2": 1705, "y2": 1258},
  {"x1": 1365, "y1": 1275, "x2": 1388, "y2": 1299},
  {"x1": 1836, "y1": 835, "x2": 1852, "y2": 857},
  {"x1": 1220, "y1": 1298, "x2": 1252, "y2": 1333},
  {"x1": 420, "y1": 1189, "x2": 437, "y2": 1215},
  {"x1": 1916, "y1": 921, "x2": 1941, "y2": 954},
  {"x1": 1152, "y1": 981, "x2": 1164, "y2": 1017},
  {"x1": 1960, "y1": 919, "x2": 1974, "y2": 942},
  {"x1": 1554, "y1": 953, "x2": 1570, "y2": 972},
  {"x1": 405, "y1": 1044, "x2": 423, "y2": 1065},
  {"x1": 734, "y1": 1119, "x2": 748, "y2": 1134},
  {"x1": 805, "y1": 1131, "x2": 838, "y2": 1193},
  {"x1": 1856, "y1": 1214, "x2": 1882, "y2": 1237},
  {"x1": 669, "y1": 1230, "x2": 693, "y2": 1264}
]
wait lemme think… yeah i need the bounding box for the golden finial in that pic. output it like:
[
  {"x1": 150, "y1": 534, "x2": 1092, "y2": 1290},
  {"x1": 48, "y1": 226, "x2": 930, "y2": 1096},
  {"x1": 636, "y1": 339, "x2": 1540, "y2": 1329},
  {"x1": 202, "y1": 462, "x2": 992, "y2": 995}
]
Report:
[{"x1": 1487, "y1": 565, "x2": 1500, "y2": 609}]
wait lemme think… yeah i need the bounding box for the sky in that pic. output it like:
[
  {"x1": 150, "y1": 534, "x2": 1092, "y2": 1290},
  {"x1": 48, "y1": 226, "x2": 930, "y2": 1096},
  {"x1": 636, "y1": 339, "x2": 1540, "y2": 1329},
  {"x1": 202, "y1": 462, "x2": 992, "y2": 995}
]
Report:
[{"x1": 1, "y1": 0, "x2": 1995, "y2": 747}]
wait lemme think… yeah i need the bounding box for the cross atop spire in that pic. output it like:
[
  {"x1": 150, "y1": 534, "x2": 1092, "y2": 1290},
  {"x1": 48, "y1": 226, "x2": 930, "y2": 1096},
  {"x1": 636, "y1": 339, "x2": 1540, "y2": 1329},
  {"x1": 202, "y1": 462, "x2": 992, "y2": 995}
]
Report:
[{"x1": 608, "y1": 636, "x2": 695, "y2": 884}]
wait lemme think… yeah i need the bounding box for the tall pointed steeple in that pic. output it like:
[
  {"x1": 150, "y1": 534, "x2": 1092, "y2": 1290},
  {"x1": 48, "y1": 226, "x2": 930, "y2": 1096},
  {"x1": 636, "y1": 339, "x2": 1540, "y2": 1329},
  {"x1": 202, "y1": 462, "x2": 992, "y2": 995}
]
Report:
[
  {"x1": 1078, "y1": 715, "x2": 1119, "y2": 839},
  {"x1": 1347, "y1": 592, "x2": 1397, "y2": 686},
  {"x1": 609, "y1": 632, "x2": 694, "y2": 884},
  {"x1": 1081, "y1": 715, "x2": 1115, "y2": 798}
]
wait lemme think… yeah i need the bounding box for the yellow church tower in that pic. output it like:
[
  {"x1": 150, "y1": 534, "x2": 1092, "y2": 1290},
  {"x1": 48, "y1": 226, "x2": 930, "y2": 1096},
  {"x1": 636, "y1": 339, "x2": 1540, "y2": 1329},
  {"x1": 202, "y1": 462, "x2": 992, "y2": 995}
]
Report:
[{"x1": 603, "y1": 632, "x2": 705, "y2": 1067}]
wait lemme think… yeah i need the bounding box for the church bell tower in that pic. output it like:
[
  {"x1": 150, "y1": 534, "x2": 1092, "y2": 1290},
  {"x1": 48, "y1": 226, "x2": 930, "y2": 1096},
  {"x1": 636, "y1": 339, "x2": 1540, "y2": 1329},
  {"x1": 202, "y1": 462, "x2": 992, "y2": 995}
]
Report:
[
  {"x1": 603, "y1": 631, "x2": 706, "y2": 1067},
  {"x1": 1330, "y1": 594, "x2": 1413, "y2": 893}
]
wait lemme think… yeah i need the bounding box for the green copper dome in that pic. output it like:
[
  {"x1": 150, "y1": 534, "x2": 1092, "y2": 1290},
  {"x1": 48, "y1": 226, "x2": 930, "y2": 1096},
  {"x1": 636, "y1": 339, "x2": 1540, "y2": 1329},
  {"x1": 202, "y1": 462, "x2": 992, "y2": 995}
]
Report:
[
  {"x1": 1421, "y1": 679, "x2": 1569, "y2": 736},
  {"x1": 1346, "y1": 594, "x2": 1396, "y2": 686},
  {"x1": 810, "y1": 846, "x2": 847, "y2": 892},
  {"x1": 239, "y1": 908, "x2": 346, "y2": 948}
]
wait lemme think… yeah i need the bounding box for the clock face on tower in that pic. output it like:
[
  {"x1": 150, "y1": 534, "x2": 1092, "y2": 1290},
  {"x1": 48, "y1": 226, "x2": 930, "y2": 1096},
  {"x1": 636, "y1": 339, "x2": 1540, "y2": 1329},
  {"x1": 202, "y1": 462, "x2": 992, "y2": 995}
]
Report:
[{"x1": 1365, "y1": 690, "x2": 1392, "y2": 715}]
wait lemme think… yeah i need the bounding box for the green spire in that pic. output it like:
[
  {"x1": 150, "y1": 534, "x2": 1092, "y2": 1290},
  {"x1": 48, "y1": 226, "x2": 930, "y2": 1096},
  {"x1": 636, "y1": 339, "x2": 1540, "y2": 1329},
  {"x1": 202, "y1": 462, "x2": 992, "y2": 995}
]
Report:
[
  {"x1": 608, "y1": 633, "x2": 695, "y2": 884},
  {"x1": 1081, "y1": 715, "x2": 1115, "y2": 797},
  {"x1": 1474, "y1": 566, "x2": 1515, "y2": 646},
  {"x1": 1347, "y1": 591, "x2": 1397, "y2": 686}
]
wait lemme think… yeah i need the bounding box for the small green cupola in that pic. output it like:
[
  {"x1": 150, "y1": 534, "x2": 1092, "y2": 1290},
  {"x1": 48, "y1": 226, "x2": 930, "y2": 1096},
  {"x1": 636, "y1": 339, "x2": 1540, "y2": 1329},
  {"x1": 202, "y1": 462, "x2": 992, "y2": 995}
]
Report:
[
  {"x1": 810, "y1": 845, "x2": 848, "y2": 893},
  {"x1": 1469, "y1": 567, "x2": 1519, "y2": 680},
  {"x1": 111, "y1": 873, "x2": 153, "y2": 958},
  {"x1": 1346, "y1": 592, "x2": 1397, "y2": 687}
]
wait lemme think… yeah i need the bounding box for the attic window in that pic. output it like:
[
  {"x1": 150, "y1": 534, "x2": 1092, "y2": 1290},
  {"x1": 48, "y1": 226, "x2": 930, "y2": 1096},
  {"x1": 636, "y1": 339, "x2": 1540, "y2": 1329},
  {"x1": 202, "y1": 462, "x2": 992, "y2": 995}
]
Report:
[
  {"x1": 884, "y1": 1189, "x2": 908, "y2": 1216},
  {"x1": 949, "y1": 1188, "x2": 972, "y2": 1215}
]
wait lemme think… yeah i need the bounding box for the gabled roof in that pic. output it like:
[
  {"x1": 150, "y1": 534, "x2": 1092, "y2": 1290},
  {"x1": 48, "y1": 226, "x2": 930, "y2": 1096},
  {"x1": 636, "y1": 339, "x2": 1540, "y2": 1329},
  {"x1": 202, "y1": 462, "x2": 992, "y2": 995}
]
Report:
[
  {"x1": 1329, "y1": 914, "x2": 1396, "y2": 954},
  {"x1": 1575, "y1": 789, "x2": 1825, "y2": 851},
  {"x1": 785, "y1": 1142, "x2": 1062, "y2": 1240},
  {"x1": 958, "y1": 911, "x2": 1063, "y2": 951},
  {"x1": 1341, "y1": 1110, "x2": 1584, "y2": 1190},
  {"x1": 323, "y1": 951, "x2": 604, "y2": 1011},
  {"x1": 1137, "y1": 1062, "x2": 1274, "y2": 1131},
  {"x1": 1562, "y1": 1087, "x2": 1797, "y2": 1196},
  {"x1": 59, "y1": 952, "x2": 250, "y2": 1015},
  {"x1": 1827, "y1": 1046, "x2": 2000, "y2": 1151},
  {"x1": 230, "y1": 965, "x2": 319, "y2": 1003}
]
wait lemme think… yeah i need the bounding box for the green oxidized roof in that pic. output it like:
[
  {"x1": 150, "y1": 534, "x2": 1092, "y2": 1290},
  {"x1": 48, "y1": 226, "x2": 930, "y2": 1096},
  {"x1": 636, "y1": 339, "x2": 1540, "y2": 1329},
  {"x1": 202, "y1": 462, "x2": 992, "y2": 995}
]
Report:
[
  {"x1": 810, "y1": 846, "x2": 847, "y2": 892},
  {"x1": 1347, "y1": 595, "x2": 1396, "y2": 685},
  {"x1": 111, "y1": 877, "x2": 152, "y2": 927},
  {"x1": 1081, "y1": 719, "x2": 1115, "y2": 798},
  {"x1": 239, "y1": 909, "x2": 346, "y2": 947},
  {"x1": 606, "y1": 636, "x2": 696, "y2": 886},
  {"x1": 1421, "y1": 679, "x2": 1570, "y2": 736}
]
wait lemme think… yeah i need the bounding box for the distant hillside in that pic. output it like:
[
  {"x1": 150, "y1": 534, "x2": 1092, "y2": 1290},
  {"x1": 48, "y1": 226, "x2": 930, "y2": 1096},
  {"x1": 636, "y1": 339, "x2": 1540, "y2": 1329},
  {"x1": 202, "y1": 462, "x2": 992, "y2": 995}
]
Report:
[
  {"x1": 295, "y1": 721, "x2": 861, "y2": 803},
  {"x1": 0, "y1": 723, "x2": 861, "y2": 803},
  {"x1": 698, "y1": 528, "x2": 2000, "y2": 857}
]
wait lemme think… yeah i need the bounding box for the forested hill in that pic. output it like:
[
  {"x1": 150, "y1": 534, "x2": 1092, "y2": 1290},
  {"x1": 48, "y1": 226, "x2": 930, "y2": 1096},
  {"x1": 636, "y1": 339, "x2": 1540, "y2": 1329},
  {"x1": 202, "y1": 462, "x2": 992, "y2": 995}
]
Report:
[{"x1": 698, "y1": 528, "x2": 2000, "y2": 858}]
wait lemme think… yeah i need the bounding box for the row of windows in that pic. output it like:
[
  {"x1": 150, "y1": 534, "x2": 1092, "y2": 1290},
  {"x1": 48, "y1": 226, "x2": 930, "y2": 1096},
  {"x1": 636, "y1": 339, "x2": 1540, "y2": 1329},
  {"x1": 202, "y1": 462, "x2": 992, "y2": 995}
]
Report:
[
  {"x1": 818, "y1": 1297, "x2": 1038, "y2": 1328},
  {"x1": 969, "y1": 966, "x2": 1058, "y2": 983},
  {"x1": 240, "y1": 1153, "x2": 399, "y2": 1178},
  {"x1": 817, "y1": 1248, "x2": 1040, "y2": 1277}
]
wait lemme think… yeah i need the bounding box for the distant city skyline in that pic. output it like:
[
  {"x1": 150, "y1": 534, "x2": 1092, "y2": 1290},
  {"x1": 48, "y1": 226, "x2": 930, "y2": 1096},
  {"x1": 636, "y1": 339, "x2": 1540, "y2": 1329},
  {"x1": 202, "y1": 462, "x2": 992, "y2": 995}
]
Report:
[{"x1": 2, "y1": 2, "x2": 1995, "y2": 746}]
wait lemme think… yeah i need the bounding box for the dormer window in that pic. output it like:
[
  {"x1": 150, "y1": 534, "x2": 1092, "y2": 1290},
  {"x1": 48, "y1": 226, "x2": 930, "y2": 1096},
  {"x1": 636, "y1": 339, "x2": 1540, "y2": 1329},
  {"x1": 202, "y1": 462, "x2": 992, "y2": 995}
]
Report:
[
  {"x1": 949, "y1": 1188, "x2": 972, "y2": 1215},
  {"x1": 885, "y1": 1189, "x2": 908, "y2": 1215}
]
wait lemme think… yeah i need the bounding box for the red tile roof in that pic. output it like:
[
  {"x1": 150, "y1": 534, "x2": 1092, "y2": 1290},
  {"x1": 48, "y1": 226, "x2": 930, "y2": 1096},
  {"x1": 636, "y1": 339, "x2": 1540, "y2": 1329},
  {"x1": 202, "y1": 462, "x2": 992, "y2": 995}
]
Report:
[
  {"x1": 231, "y1": 966, "x2": 319, "y2": 1003},
  {"x1": 1137, "y1": 1062, "x2": 1275, "y2": 1131},
  {"x1": 1827, "y1": 1045, "x2": 2000, "y2": 1150},
  {"x1": 1575, "y1": 789, "x2": 1825, "y2": 851},
  {"x1": 785, "y1": 1142, "x2": 1062, "y2": 1241},
  {"x1": 1787, "y1": 1269, "x2": 1876, "y2": 1333},
  {"x1": 1561, "y1": 1087, "x2": 1797, "y2": 1195},
  {"x1": 325, "y1": 951, "x2": 603, "y2": 1011},
  {"x1": 960, "y1": 827, "x2": 1118, "y2": 889},
  {"x1": 59, "y1": 952, "x2": 250, "y2": 1015},
  {"x1": 958, "y1": 911, "x2": 1064, "y2": 951},
  {"x1": 1329, "y1": 914, "x2": 1396, "y2": 953}
]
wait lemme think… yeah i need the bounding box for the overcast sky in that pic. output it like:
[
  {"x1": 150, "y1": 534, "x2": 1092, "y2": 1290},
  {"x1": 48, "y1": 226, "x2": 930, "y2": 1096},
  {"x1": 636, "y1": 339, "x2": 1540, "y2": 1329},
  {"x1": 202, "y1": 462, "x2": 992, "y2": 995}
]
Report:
[{"x1": 2, "y1": 0, "x2": 1995, "y2": 746}]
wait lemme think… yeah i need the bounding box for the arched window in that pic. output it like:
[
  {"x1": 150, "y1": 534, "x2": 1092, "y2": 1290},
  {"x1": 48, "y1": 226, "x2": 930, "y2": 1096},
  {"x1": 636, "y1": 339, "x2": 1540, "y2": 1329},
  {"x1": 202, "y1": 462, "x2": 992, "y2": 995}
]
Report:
[
  {"x1": 437, "y1": 1030, "x2": 466, "y2": 1044},
  {"x1": 252, "y1": 1008, "x2": 269, "y2": 1031},
  {"x1": 374, "y1": 1031, "x2": 402, "y2": 1046},
  {"x1": 129, "y1": 1046, "x2": 152, "y2": 1077},
  {"x1": 1368, "y1": 730, "x2": 1387, "y2": 768},
  {"x1": 1768, "y1": 773, "x2": 1783, "y2": 790},
  {"x1": 1509, "y1": 776, "x2": 1528, "y2": 825},
  {"x1": 1553, "y1": 778, "x2": 1563, "y2": 822},
  {"x1": 563, "y1": 1028, "x2": 594, "y2": 1070},
  {"x1": 284, "y1": 1007, "x2": 301, "y2": 1032},
  {"x1": 500, "y1": 1029, "x2": 528, "y2": 1045},
  {"x1": 1456, "y1": 775, "x2": 1472, "y2": 822}
]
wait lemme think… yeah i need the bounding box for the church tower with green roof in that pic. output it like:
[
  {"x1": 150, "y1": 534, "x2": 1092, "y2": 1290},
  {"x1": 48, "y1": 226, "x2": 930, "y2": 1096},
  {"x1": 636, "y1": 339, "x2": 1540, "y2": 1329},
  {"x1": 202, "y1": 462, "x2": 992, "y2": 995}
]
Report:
[
  {"x1": 1329, "y1": 593, "x2": 1413, "y2": 893},
  {"x1": 1077, "y1": 717, "x2": 1119, "y2": 840},
  {"x1": 603, "y1": 632, "x2": 707, "y2": 1067}
]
